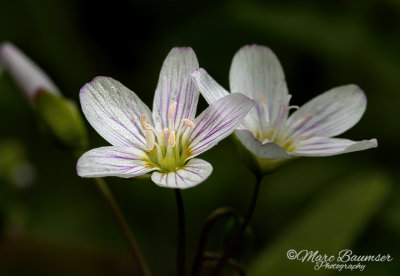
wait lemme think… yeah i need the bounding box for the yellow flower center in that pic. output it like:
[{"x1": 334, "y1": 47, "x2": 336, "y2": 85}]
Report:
[
  {"x1": 254, "y1": 94, "x2": 314, "y2": 152},
  {"x1": 141, "y1": 102, "x2": 195, "y2": 172}
]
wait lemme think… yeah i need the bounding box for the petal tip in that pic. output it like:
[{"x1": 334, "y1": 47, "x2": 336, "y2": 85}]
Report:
[
  {"x1": 175, "y1": 46, "x2": 193, "y2": 51},
  {"x1": 79, "y1": 76, "x2": 108, "y2": 96},
  {"x1": 190, "y1": 67, "x2": 204, "y2": 78},
  {"x1": 169, "y1": 46, "x2": 195, "y2": 55},
  {"x1": 370, "y1": 138, "x2": 378, "y2": 148},
  {"x1": 240, "y1": 44, "x2": 273, "y2": 54},
  {"x1": 0, "y1": 41, "x2": 15, "y2": 59},
  {"x1": 244, "y1": 44, "x2": 269, "y2": 50}
]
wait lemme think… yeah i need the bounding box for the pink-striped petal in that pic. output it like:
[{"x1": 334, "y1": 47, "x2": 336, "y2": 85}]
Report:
[
  {"x1": 151, "y1": 158, "x2": 212, "y2": 189},
  {"x1": 186, "y1": 93, "x2": 255, "y2": 158},
  {"x1": 287, "y1": 85, "x2": 366, "y2": 138},
  {"x1": 191, "y1": 68, "x2": 259, "y2": 132},
  {"x1": 291, "y1": 137, "x2": 377, "y2": 157},
  {"x1": 234, "y1": 129, "x2": 290, "y2": 159},
  {"x1": 152, "y1": 47, "x2": 199, "y2": 130},
  {"x1": 0, "y1": 42, "x2": 60, "y2": 103},
  {"x1": 191, "y1": 68, "x2": 230, "y2": 104},
  {"x1": 77, "y1": 146, "x2": 157, "y2": 178},
  {"x1": 229, "y1": 45, "x2": 288, "y2": 126},
  {"x1": 80, "y1": 77, "x2": 153, "y2": 149}
]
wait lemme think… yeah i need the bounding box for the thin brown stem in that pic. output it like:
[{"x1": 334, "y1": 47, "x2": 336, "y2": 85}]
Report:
[
  {"x1": 192, "y1": 207, "x2": 239, "y2": 276},
  {"x1": 203, "y1": 252, "x2": 246, "y2": 276},
  {"x1": 211, "y1": 174, "x2": 263, "y2": 275}
]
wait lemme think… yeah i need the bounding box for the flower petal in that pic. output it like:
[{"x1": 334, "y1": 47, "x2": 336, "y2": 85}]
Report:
[
  {"x1": 151, "y1": 158, "x2": 212, "y2": 189},
  {"x1": 191, "y1": 68, "x2": 230, "y2": 104},
  {"x1": 229, "y1": 45, "x2": 288, "y2": 126},
  {"x1": 287, "y1": 84, "x2": 366, "y2": 138},
  {"x1": 152, "y1": 47, "x2": 199, "y2": 130},
  {"x1": 186, "y1": 93, "x2": 255, "y2": 158},
  {"x1": 191, "y1": 67, "x2": 259, "y2": 132},
  {"x1": 234, "y1": 129, "x2": 290, "y2": 159},
  {"x1": 291, "y1": 137, "x2": 377, "y2": 157},
  {"x1": 77, "y1": 146, "x2": 157, "y2": 178},
  {"x1": 0, "y1": 42, "x2": 60, "y2": 102},
  {"x1": 80, "y1": 77, "x2": 153, "y2": 149}
]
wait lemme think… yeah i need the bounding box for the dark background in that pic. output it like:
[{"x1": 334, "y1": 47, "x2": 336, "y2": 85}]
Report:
[{"x1": 0, "y1": 0, "x2": 399, "y2": 275}]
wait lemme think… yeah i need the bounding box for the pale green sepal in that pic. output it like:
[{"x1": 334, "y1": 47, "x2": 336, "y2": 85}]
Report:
[
  {"x1": 232, "y1": 133, "x2": 294, "y2": 176},
  {"x1": 34, "y1": 90, "x2": 88, "y2": 153}
]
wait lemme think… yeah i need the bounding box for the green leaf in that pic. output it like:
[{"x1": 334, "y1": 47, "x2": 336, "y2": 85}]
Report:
[
  {"x1": 248, "y1": 171, "x2": 390, "y2": 276},
  {"x1": 34, "y1": 91, "x2": 88, "y2": 153}
]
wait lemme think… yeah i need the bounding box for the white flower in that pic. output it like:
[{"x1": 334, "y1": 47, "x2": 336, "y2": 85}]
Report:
[
  {"x1": 191, "y1": 45, "x2": 377, "y2": 173},
  {"x1": 0, "y1": 42, "x2": 60, "y2": 102},
  {"x1": 77, "y1": 47, "x2": 254, "y2": 189}
]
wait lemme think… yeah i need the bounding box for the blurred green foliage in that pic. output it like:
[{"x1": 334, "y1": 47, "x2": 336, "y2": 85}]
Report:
[
  {"x1": 0, "y1": 0, "x2": 399, "y2": 275},
  {"x1": 249, "y1": 172, "x2": 390, "y2": 276}
]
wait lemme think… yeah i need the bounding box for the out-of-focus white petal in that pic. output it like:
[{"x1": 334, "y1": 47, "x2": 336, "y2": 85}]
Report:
[
  {"x1": 152, "y1": 47, "x2": 199, "y2": 130},
  {"x1": 77, "y1": 146, "x2": 157, "y2": 178},
  {"x1": 291, "y1": 137, "x2": 377, "y2": 157},
  {"x1": 151, "y1": 158, "x2": 212, "y2": 189},
  {"x1": 234, "y1": 129, "x2": 290, "y2": 159},
  {"x1": 80, "y1": 77, "x2": 153, "y2": 149},
  {"x1": 0, "y1": 42, "x2": 60, "y2": 102},
  {"x1": 229, "y1": 45, "x2": 288, "y2": 126},
  {"x1": 288, "y1": 85, "x2": 366, "y2": 138},
  {"x1": 186, "y1": 93, "x2": 254, "y2": 158}
]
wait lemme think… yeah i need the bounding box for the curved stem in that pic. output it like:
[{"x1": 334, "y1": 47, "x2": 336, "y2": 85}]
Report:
[
  {"x1": 94, "y1": 178, "x2": 151, "y2": 276},
  {"x1": 192, "y1": 207, "x2": 239, "y2": 276},
  {"x1": 203, "y1": 252, "x2": 246, "y2": 276},
  {"x1": 211, "y1": 174, "x2": 263, "y2": 275},
  {"x1": 175, "y1": 189, "x2": 186, "y2": 276}
]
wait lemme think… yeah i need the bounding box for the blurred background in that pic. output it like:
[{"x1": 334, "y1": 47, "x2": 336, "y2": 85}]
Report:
[{"x1": 0, "y1": 0, "x2": 399, "y2": 275}]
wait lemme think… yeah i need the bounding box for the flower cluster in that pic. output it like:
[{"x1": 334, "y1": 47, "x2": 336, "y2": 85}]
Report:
[{"x1": 76, "y1": 45, "x2": 377, "y2": 186}]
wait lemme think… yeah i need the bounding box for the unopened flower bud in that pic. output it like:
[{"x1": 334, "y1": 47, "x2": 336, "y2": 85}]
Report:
[{"x1": 0, "y1": 42, "x2": 60, "y2": 103}]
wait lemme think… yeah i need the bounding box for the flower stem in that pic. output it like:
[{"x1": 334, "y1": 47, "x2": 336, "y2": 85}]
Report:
[
  {"x1": 192, "y1": 207, "x2": 239, "y2": 276},
  {"x1": 175, "y1": 189, "x2": 186, "y2": 276},
  {"x1": 203, "y1": 252, "x2": 246, "y2": 276},
  {"x1": 94, "y1": 177, "x2": 151, "y2": 276},
  {"x1": 211, "y1": 174, "x2": 263, "y2": 275}
]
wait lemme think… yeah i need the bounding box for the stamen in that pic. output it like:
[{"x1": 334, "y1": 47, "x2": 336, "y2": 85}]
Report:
[
  {"x1": 140, "y1": 114, "x2": 150, "y2": 130},
  {"x1": 168, "y1": 131, "x2": 176, "y2": 147},
  {"x1": 163, "y1": 127, "x2": 169, "y2": 145},
  {"x1": 285, "y1": 95, "x2": 293, "y2": 105},
  {"x1": 258, "y1": 92, "x2": 267, "y2": 106},
  {"x1": 168, "y1": 101, "x2": 177, "y2": 119},
  {"x1": 261, "y1": 138, "x2": 270, "y2": 145},
  {"x1": 145, "y1": 130, "x2": 155, "y2": 150},
  {"x1": 182, "y1": 118, "x2": 196, "y2": 129}
]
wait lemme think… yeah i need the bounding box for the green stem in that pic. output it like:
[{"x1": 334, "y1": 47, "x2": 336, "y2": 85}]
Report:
[
  {"x1": 211, "y1": 174, "x2": 263, "y2": 275},
  {"x1": 94, "y1": 178, "x2": 151, "y2": 276},
  {"x1": 175, "y1": 189, "x2": 186, "y2": 276},
  {"x1": 192, "y1": 207, "x2": 239, "y2": 276}
]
